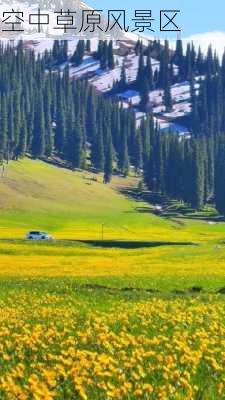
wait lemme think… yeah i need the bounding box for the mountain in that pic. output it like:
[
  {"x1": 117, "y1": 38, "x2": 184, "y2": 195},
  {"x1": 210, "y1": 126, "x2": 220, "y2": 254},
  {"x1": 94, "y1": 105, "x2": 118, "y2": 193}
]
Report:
[
  {"x1": 30, "y1": 38, "x2": 195, "y2": 136},
  {"x1": 0, "y1": 6, "x2": 224, "y2": 214},
  {"x1": 2, "y1": 1, "x2": 218, "y2": 137}
]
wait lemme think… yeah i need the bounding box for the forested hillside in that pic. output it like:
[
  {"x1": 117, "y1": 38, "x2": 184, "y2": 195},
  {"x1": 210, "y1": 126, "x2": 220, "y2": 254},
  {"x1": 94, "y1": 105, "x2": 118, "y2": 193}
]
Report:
[{"x1": 0, "y1": 39, "x2": 225, "y2": 213}]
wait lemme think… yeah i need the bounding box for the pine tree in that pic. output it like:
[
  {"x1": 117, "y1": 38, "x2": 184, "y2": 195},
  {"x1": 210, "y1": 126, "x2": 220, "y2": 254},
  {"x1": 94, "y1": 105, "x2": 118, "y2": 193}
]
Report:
[
  {"x1": 215, "y1": 136, "x2": 225, "y2": 214},
  {"x1": 90, "y1": 100, "x2": 103, "y2": 171},
  {"x1": 134, "y1": 40, "x2": 142, "y2": 56},
  {"x1": 133, "y1": 130, "x2": 143, "y2": 174},
  {"x1": 104, "y1": 131, "x2": 113, "y2": 183},
  {"x1": 145, "y1": 53, "x2": 153, "y2": 89},
  {"x1": 55, "y1": 81, "x2": 66, "y2": 155},
  {"x1": 139, "y1": 76, "x2": 150, "y2": 112},
  {"x1": 86, "y1": 40, "x2": 91, "y2": 53},
  {"x1": 136, "y1": 52, "x2": 145, "y2": 86},
  {"x1": 0, "y1": 95, "x2": 7, "y2": 162},
  {"x1": 62, "y1": 40, "x2": 68, "y2": 62},
  {"x1": 16, "y1": 112, "x2": 27, "y2": 158},
  {"x1": 190, "y1": 140, "x2": 205, "y2": 210},
  {"x1": 118, "y1": 60, "x2": 127, "y2": 91},
  {"x1": 32, "y1": 93, "x2": 46, "y2": 158},
  {"x1": 214, "y1": 73, "x2": 223, "y2": 135},
  {"x1": 196, "y1": 46, "x2": 204, "y2": 75},
  {"x1": 190, "y1": 74, "x2": 200, "y2": 136},
  {"x1": 70, "y1": 121, "x2": 83, "y2": 169},
  {"x1": 206, "y1": 45, "x2": 214, "y2": 77},
  {"x1": 206, "y1": 136, "x2": 215, "y2": 201},
  {"x1": 92, "y1": 121, "x2": 105, "y2": 171},
  {"x1": 100, "y1": 41, "x2": 108, "y2": 69},
  {"x1": 71, "y1": 40, "x2": 85, "y2": 66},
  {"x1": 108, "y1": 40, "x2": 115, "y2": 69},
  {"x1": 7, "y1": 99, "x2": 14, "y2": 161},
  {"x1": 173, "y1": 39, "x2": 184, "y2": 67},
  {"x1": 163, "y1": 65, "x2": 173, "y2": 112},
  {"x1": 174, "y1": 39, "x2": 185, "y2": 80},
  {"x1": 158, "y1": 40, "x2": 170, "y2": 88},
  {"x1": 155, "y1": 132, "x2": 166, "y2": 193},
  {"x1": 44, "y1": 79, "x2": 53, "y2": 157},
  {"x1": 185, "y1": 43, "x2": 193, "y2": 80},
  {"x1": 140, "y1": 116, "x2": 151, "y2": 168},
  {"x1": 96, "y1": 41, "x2": 103, "y2": 60},
  {"x1": 111, "y1": 105, "x2": 121, "y2": 153},
  {"x1": 165, "y1": 135, "x2": 183, "y2": 198},
  {"x1": 13, "y1": 90, "x2": 21, "y2": 154},
  {"x1": 52, "y1": 40, "x2": 60, "y2": 62},
  {"x1": 118, "y1": 129, "x2": 129, "y2": 176},
  {"x1": 86, "y1": 87, "x2": 97, "y2": 139}
]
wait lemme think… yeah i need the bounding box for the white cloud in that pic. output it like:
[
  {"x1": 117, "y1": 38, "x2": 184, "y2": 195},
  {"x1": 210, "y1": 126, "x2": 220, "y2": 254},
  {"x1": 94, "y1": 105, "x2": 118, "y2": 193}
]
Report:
[{"x1": 171, "y1": 31, "x2": 225, "y2": 59}]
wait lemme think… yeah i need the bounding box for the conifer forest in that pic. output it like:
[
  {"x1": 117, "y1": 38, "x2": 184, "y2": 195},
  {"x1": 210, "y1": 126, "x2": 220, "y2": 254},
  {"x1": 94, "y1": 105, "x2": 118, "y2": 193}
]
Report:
[{"x1": 0, "y1": 38, "x2": 225, "y2": 213}]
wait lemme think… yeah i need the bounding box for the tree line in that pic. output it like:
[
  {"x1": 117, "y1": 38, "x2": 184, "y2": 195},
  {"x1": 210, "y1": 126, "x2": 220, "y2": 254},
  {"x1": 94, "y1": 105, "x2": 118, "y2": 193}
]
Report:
[
  {"x1": 0, "y1": 41, "x2": 149, "y2": 184},
  {"x1": 0, "y1": 40, "x2": 225, "y2": 214}
]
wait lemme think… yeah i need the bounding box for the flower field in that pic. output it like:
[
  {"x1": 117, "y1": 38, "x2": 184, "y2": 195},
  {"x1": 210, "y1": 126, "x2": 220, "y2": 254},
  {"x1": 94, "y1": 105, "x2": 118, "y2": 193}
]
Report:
[
  {"x1": 1, "y1": 160, "x2": 225, "y2": 399},
  {"x1": 0, "y1": 283, "x2": 225, "y2": 400}
]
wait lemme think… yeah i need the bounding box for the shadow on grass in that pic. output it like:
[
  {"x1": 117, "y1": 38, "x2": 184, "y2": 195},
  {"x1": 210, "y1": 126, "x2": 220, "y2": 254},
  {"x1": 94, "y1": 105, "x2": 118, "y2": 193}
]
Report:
[
  {"x1": 78, "y1": 240, "x2": 196, "y2": 249},
  {"x1": 120, "y1": 187, "x2": 225, "y2": 222},
  {"x1": 79, "y1": 283, "x2": 203, "y2": 297},
  {"x1": 0, "y1": 238, "x2": 197, "y2": 250},
  {"x1": 82, "y1": 283, "x2": 160, "y2": 294}
]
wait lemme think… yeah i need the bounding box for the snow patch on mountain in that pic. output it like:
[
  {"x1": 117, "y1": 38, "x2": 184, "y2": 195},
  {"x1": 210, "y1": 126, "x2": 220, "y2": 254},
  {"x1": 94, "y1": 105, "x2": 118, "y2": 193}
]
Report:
[{"x1": 89, "y1": 54, "x2": 160, "y2": 93}]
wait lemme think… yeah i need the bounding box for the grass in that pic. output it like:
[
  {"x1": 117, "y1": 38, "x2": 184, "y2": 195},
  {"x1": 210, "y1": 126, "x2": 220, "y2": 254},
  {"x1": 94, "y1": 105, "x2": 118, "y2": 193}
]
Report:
[
  {"x1": 0, "y1": 158, "x2": 225, "y2": 292},
  {"x1": 0, "y1": 239, "x2": 224, "y2": 292},
  {"x1": 1, "y1": 159, "x2": 225, "y2": 398},
  {"x1": 0, "y1": 158, "x2": 168, "y2": 239},
  {"x1": 0, "y1": 281, "x2": 225, "y2": 399},
  {"x1": 0, "y1": 158, "x2": 224, "y2": 243},
  {"x1": 0, "y1": 159, "x2": 225, "y2": 292}
]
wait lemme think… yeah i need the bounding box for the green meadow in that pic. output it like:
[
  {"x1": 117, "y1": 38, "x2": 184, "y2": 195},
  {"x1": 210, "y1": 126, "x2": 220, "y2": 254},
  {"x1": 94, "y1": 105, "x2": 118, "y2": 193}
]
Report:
[
  {"x1": 0, "y1": 158, "x2": 224, "y2": 293},
  {"x1": 0, "y1": 159, "x2": 225, "y2": 399}
]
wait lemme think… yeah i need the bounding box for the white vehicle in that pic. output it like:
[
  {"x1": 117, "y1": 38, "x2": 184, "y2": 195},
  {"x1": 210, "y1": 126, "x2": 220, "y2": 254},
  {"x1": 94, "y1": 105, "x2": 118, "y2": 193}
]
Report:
[{"x1": 26, "y1": 231, "x2": 53, "y2": 241}]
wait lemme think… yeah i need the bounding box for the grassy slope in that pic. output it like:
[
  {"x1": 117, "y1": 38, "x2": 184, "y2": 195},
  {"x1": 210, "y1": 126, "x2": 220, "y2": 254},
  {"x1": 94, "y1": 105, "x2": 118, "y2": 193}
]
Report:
[
  {"x1": 0, "y1": 158, "x2": 225, "y2": 292},
  {"x1": 0, "y1": 158, "x2": 223, "y2": 242},
  {"x1": 0, "y1": 158, "x2": 172, "y2": 240}
]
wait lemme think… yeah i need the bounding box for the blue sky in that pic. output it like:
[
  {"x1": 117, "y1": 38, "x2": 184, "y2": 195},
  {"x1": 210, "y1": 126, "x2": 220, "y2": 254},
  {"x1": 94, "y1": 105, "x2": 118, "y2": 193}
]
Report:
[{"x1": 87, "y1": 0, "x2": 225, "y2": 38}]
